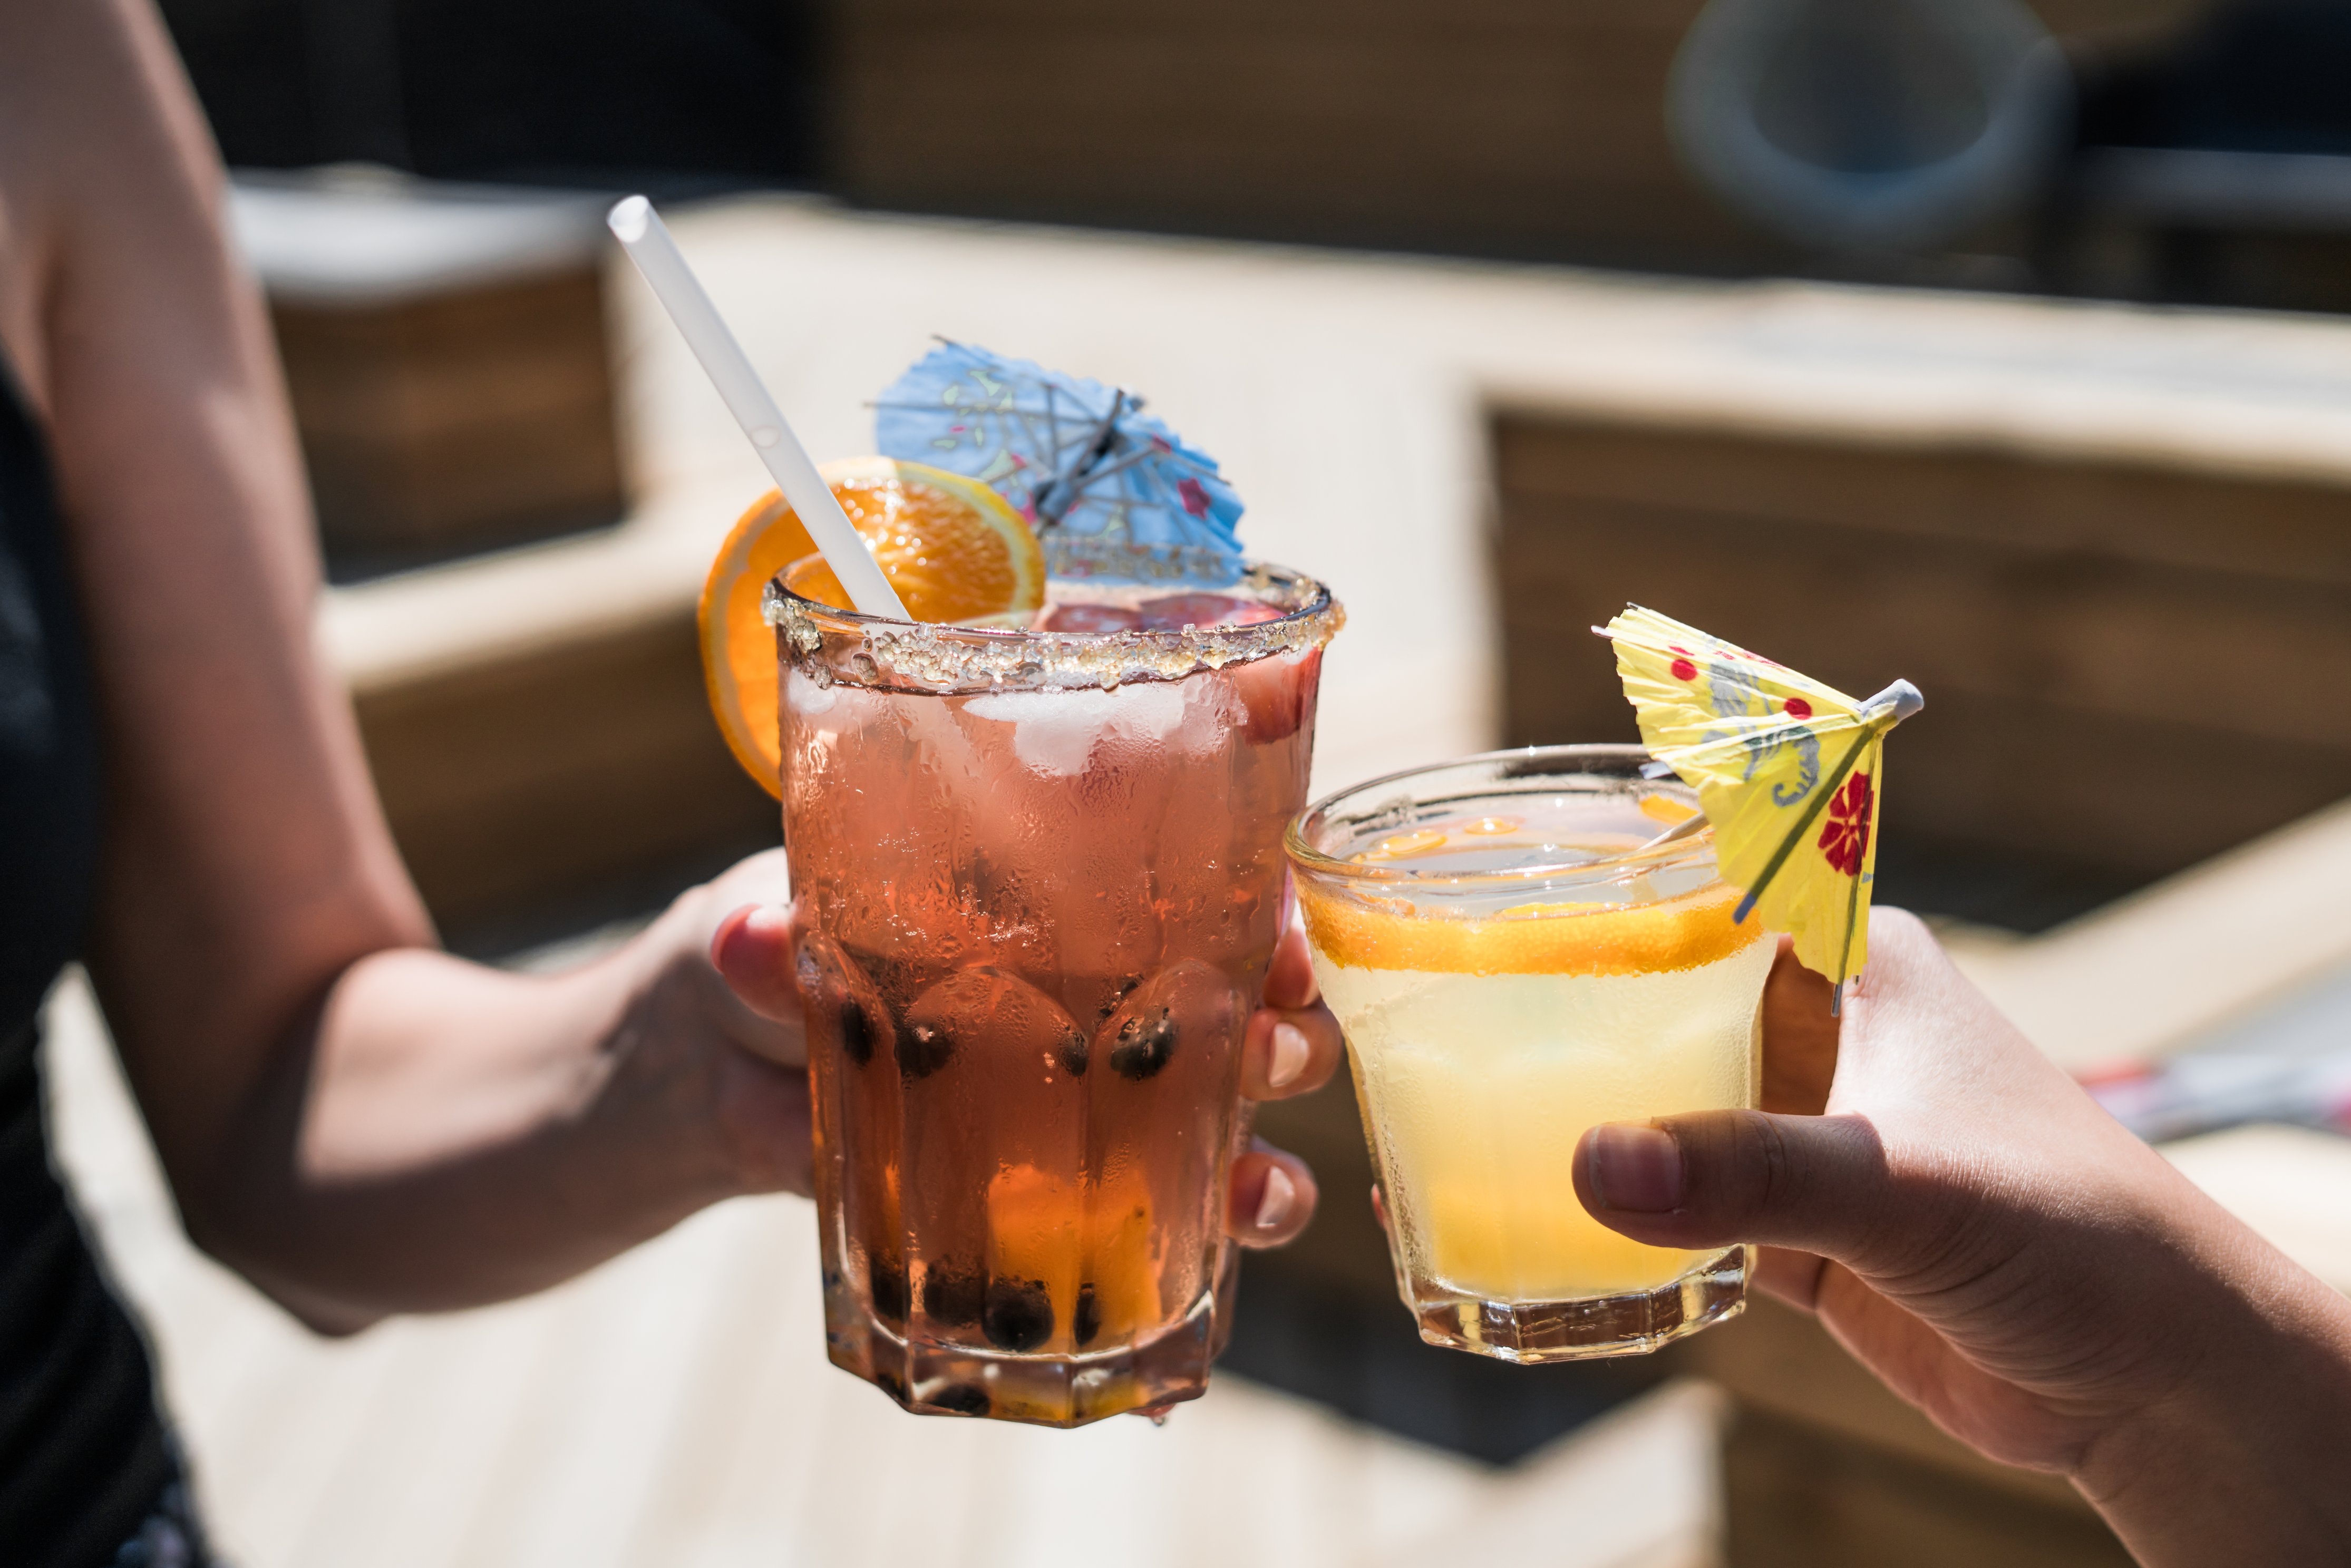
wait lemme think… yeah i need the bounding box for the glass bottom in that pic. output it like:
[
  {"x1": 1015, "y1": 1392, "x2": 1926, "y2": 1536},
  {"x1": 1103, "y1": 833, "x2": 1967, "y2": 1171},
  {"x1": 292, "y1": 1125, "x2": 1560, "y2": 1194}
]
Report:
[
  {"x1": 824, "y1": 1279, "x2": 1220, "y2": 1428},
  {"x1": 1406, "y1": 1244, "x2": 1751, "y2": 1363}
]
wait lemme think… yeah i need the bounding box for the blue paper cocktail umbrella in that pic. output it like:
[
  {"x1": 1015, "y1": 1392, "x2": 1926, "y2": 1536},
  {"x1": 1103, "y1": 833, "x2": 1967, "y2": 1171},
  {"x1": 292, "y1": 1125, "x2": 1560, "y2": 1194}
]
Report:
[{"x1": 876, "y1": 340, "x2": 1244, "y2": 557}]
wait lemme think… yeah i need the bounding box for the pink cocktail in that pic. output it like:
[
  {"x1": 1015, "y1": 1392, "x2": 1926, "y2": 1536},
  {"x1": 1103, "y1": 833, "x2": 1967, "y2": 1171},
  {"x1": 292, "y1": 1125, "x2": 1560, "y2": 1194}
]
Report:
[{"x1": 772, "y1": 539, "x2": 1342, "y2": 1426}]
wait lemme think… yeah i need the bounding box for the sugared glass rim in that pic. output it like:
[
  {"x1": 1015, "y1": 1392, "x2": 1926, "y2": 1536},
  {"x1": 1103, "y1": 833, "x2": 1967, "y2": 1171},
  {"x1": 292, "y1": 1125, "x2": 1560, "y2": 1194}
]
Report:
[
  {"x1": 765, "y1": 535, "x2": 1342, "y2": 696},
  {"x1": 1285, "y1": 744, "x2": 1719, "y2": 893}
]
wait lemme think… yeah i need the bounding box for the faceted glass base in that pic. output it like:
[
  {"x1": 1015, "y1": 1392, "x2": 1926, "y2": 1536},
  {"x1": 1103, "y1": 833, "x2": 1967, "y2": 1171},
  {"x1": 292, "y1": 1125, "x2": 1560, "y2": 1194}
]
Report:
[
  {"x1": 825, "y1": 1280, "x2": 1220, "y2": 1428},
  {"x1": 1407, "y1": 1245, "x2": 1751, "y2": 1363}
]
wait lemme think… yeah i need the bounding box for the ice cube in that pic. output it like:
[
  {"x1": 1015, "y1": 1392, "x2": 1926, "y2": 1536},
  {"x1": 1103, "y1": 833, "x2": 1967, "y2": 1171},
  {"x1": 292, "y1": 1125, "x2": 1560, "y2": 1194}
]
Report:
[
  {"x1": 900, "y1": 966, "x2": 1088, "y2": 1083},
  {"x1": 784, "y1": 667, "x2": 838, "y2": 716},
  {"x1": 1231, "y1": 646, "x2": 1320, "y2": 744},
  {"x1": 793, "y1": 929, "x2": 895, "y2": 1070},
  {"x1": 1093, "y1": 960, "x2": 1244, "y2": 1083},
  {"x1": 961, "y1": 681, "x2": 1192, "y2": 777}
]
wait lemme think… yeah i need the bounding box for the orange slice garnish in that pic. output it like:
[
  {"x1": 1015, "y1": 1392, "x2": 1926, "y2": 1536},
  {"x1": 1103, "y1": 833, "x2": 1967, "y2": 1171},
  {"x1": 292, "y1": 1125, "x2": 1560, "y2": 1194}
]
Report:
[
  {"x1": 700, "y1": 456, "x2": 1045, "y2": 797},
  {"x1": 1295, "y1": 879, "x2": 1765, "y2": 977}
]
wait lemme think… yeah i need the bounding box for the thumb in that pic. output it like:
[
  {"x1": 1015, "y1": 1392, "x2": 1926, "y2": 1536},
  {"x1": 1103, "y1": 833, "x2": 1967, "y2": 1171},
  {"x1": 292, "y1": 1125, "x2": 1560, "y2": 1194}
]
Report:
[{"x1": 1572, "y1": 1110, "x2": 1892, "y2": 1260}]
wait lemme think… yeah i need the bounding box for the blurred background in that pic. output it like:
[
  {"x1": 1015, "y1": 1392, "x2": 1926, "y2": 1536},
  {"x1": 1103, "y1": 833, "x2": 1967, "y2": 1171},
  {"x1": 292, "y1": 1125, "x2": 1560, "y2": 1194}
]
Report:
[{"x1": 41, "y1": 1, "x2": 2351, "y2": 1563}]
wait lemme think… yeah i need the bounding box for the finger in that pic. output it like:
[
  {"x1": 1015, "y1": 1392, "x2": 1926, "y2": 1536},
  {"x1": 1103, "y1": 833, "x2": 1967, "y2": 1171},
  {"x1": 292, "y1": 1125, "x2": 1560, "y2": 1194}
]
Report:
[
  {"x1": 715, "y1": 1052, "x2": 814, "y2": 1196},
  {"x1": 1262, "y1": 916, "x2": 1321, "y2": 1011},
  {"x1": 1802, "y1": 1267, "x2": 2005, "y2": 1434},
  {"x1": 709, "y1": 903, "x2": 802, "y2": 1024},
  {"x1": 1570, "y1": 1108, "x2": 1895, "y2": 1262},
  {"x1": 698, "y1": 846, "x2": 793, "y2": 909},
  {"x1": 1227, "y1": 1139, "x2": 1319, "y2": 1249},
  {"x1": 699, "y1": 907, "x2": 807, "y2": 1068},
  {"x1": 1240, "y1": 999, "x2": 1343, "y2": 1100},
  {"x1": 1761, "y1": 937, "x2": 1841, "y2": 1115},
  {"x1": 1752, "y1": 1245, "x2": 1829, "y2": 1309}
]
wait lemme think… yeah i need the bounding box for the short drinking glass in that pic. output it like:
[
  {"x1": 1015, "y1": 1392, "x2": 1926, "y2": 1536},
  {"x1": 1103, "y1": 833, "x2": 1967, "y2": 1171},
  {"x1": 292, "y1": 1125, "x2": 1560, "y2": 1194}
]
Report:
[{"x1": 1286, "y1": 745, "x2": 1770, "y2": 1361}]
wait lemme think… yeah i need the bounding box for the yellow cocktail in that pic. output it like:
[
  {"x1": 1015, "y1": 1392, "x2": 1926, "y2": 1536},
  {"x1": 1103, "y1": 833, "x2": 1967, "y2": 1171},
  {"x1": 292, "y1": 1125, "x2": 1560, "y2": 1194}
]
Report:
[{"x1": 1287, "y1": 747, "x2": 1771, "y2": 1361}]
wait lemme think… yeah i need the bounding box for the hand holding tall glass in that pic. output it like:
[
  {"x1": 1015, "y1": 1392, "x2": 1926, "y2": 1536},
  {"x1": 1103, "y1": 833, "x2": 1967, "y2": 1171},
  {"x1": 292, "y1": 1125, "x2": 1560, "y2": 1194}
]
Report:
[{"x1": 618, "y1": 210, "x2": 1345, "y2": 1423}]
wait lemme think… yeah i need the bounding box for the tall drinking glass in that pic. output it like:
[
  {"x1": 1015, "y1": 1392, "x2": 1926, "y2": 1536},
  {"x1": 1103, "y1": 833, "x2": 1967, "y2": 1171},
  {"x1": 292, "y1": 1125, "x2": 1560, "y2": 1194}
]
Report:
[
  {"x1": 772, "y1": 539, "x2": 1341, "y2": 1425},
  {"x1": 1286, "y1": 746, "x2": 1770, "y2": 1362}
]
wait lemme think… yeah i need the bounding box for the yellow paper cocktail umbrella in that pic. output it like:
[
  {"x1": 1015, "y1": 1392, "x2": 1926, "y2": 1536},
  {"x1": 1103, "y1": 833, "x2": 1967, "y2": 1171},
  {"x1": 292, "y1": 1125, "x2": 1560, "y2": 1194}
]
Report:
[{"x1": 1601, "y1": 606, "x2": 1923, "y2": 997}]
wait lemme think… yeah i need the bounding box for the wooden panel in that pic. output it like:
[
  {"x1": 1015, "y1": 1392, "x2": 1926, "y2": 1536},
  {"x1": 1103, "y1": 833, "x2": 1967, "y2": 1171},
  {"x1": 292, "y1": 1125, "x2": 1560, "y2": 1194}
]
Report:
[
  {"x1": 829, "y1": 0, "x2": 1779, "y2": 268},
  {"x1": 1492, "y1": 413, "x2": 2351, "y2": 889},
  {"x1": 1494, "y1": 420, "x2": 2351, "y2": 585},
  {"x1": 1667, "y1": 1297, "x2": 2130, "y2": 1565},
  {"x1": 273, "y1": 267, "x2": 626, "y2": 560},
  {"x1": 825, "y1": 0, "x2": 2198, "y2": 271},
  {"x1": 353, "y1": 611, "x2": 777, "y2": 942},
  {"x1": 1670, "y1": 1296, "x2": 2080, "y2": 1506},
  {"x1": 1721, "y1": 1406, "x2": 2133, "y2": 1568}
]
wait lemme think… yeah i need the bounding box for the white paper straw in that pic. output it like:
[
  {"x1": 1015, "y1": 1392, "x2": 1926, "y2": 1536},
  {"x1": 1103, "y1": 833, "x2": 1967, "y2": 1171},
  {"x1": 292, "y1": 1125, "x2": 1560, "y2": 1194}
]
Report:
[{"x1": 606, "y1": 197, "x2": 909, "y2": 620}]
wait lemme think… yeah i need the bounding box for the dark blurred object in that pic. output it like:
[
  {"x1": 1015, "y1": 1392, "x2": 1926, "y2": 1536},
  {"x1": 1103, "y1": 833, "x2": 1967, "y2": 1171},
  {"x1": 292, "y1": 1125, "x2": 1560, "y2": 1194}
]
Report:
[
  {"x1": 2056, "y1": 1, "x2": 2351, "y2": 309},
  {"x1": 2079, "y1": 0, "x2": 2351, "y2": 154},
  {"x1": 158, "y1": 0, "x2": 817, "y2": 188},
  {"x1": 825, "y1": 1, "x2": 2186, "y2": 283},
  {"x1": 1668, "y1": 0, "x2": 2074, "y2": 251},
  {"x1": 232, "y1": 169, "x2": 626, "y2": 576},
  {"x1": 2084, "y1": 1050, "x2": 2351, "y2": 1142},
  {"x1": 1490, "y1": 411, "x2": 2351, "y2": 934},
  {"x1": 824, "y1": 0, "x2": 1825, "y2": 275},
  {"x1": 1221, "y1": 1254, "x2": 1668, "y2": 1464}
]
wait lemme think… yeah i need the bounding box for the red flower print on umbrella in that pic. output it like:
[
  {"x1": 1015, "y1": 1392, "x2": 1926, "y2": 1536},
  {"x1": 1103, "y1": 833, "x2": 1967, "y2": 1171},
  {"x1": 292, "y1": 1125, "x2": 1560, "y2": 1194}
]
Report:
[{"x1": 1818, "y1": 770, "x2": 1873, "y2": 876}]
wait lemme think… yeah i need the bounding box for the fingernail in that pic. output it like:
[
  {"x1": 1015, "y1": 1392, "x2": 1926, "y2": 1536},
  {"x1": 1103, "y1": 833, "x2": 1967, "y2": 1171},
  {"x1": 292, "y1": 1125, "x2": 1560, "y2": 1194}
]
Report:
[
  {"x1": 1267, "y1": 1022, "x2": 1310, "y2": 1089},
  {"x1": 1253, "y1": 1165, "x2": 1297, "y2": 1232},
  {"x1": 1586, "y1": 1124, "x2": 1683, "y2": 1213}
]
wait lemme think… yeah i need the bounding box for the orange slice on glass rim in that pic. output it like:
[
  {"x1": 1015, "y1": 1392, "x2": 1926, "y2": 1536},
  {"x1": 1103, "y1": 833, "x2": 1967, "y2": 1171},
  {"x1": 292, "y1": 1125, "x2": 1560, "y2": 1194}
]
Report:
[
  {"x1": 700, "y1": 456, "x2": 1045, "y2": 797},
  {"x1": 1294, "y1": 879, "x2": 1766, "y2": 978}
]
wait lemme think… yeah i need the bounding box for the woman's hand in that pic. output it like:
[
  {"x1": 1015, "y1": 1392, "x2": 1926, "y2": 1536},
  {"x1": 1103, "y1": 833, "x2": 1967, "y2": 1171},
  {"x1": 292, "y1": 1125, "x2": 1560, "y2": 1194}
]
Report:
[
  {"x1": 710, "y1": 894, "x2": 1342, "y2": 1247},
  {"x1": 1571, "y1": 910, "x2": 2351, "y2": 1566}
]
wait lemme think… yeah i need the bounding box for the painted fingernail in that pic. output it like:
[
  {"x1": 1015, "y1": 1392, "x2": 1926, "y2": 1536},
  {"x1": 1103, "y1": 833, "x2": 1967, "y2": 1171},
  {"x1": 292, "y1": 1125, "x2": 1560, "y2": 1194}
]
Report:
[
  {"x1": 1267, "y1": 1022, "x2": 1310, "y2": 1089},
  {"x1": 1586, "y1": 1124, "x2": 1683, "y2": 1212},
  {"x1": 1253, "y1": 1165, "x2": 1298, "y2": 1232}
]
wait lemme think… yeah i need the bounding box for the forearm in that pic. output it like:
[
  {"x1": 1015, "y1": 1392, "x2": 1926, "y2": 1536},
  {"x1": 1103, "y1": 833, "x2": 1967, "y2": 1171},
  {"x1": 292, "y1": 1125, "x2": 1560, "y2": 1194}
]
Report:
[
  {"x1": 2074, "y1": 1230, "x2": 2351, "y2": 1565},
  {"x1": 189, "y1": 944, "x2": 749, "y2": 1329},
  {"x1": 15, "y1": 2, "x2": 790, "y2": 1331}
]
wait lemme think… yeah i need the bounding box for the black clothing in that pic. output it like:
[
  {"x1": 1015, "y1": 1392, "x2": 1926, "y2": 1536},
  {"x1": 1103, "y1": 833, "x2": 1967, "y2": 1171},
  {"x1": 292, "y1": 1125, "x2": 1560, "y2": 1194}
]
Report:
[{"x1": 0, "y1": 356, "x2": 197, "y2": 1565}]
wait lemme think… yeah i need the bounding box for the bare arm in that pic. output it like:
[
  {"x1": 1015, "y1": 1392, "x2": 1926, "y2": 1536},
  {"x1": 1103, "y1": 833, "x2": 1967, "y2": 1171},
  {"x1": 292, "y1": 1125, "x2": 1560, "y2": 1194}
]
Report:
[
  {"x1": 5, "y1": 0, "x2": 811, "y2": 1330},
  {"x1": 3, "y1": 0, "x2": 1340, "y2": 1332}
]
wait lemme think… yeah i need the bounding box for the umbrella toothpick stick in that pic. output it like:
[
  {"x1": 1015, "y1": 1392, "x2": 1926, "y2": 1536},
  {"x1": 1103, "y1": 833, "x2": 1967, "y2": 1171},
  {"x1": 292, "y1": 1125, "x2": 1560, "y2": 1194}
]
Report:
[
  {"x1": 1636, "y1": 811, "x2": 1712, "y2": 854},
  {"x1": 606, "y1": 197, "x2": 908, "y2": 621}
]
